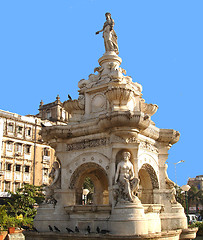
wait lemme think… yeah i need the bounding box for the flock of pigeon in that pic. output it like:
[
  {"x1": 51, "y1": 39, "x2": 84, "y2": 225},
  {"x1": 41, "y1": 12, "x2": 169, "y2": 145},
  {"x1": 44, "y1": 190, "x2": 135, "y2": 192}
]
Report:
[
  {"x1": 22, "y1": 225, "x2": 110, "y2": 234},
  {"x1": 49, "y1": 225, "x2": 110, "y2": 234}
]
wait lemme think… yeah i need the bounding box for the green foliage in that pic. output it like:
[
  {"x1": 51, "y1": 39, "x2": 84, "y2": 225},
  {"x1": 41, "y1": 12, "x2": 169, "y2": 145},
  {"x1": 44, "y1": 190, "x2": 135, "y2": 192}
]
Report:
[
  {"x1": 0, "y1": 184, "x2": 44, "y2": 230},
  {"x1": 5, "y1": 215, "x2": 16, "y2": 228},
  {"x1": 83, "y1": 177, "x2": 94, "y2": 194},
  {"x1": 15, "y1": 216, "x2": 34, "y2": 228},
  {"x1": 0, "y1": 205, "x2": 7, "y2": 232},
  {"x1": 5, "y1": 184, "x2": 45, "y2": 218},
  {"x1": 83, "y1": 177, "x2": 94, "y2": 204},
  {"x1": 189, "y1": 222, "x2": 203, "y2": 236},
  {"x1": 188, "y1": 186, "x2": 203, "y2": 213},
  {"x1": 175, "y1": 185, "x2": 203, "y2": 214}
]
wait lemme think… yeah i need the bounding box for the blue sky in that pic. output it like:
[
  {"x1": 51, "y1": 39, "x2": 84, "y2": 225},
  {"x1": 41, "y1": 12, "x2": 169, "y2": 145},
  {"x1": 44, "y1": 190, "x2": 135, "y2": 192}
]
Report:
[{"x1": 0, "y1": 0, "x2": 202, "y2": 186}]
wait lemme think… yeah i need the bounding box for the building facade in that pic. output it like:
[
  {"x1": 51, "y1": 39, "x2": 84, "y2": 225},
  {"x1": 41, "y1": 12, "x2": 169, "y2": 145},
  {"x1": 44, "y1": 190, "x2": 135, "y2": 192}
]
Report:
[
  {"x1": 0, "y1": 95, "x2": 68, "y2": 193},
  {"x1": 188, "y1": 175, "x2": 203, "y2": 213}
]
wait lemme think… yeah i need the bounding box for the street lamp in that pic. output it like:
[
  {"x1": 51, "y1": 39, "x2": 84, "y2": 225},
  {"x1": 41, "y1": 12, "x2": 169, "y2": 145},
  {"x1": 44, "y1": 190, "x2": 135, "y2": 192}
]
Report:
[
  {"x1": 173, "y1": 160, "x2": 185, "y2": 185},
  {"x1": 181, "y1": 184, "x2": 191, "y2": 225}
]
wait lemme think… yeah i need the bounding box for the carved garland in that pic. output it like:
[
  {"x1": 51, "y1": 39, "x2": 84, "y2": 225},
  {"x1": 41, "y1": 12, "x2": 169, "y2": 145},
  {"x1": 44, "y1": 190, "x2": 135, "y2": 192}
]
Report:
[
  {"x1": 66, "y1": 138, "x2": 110, "y2": 151},
  {"x1": 139, "y1": 141, "x2": 159, "y2": 154}
]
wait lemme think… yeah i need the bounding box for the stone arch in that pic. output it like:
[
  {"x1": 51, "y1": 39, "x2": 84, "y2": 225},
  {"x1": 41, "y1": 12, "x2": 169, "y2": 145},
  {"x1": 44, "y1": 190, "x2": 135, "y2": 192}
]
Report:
[
  {"x1": 138, "y1": 163, "x2": 159, "y2": 204},
  {"x1": 69, "y1": 162, "x2": 109, "y2": 205},
  {"x1": 66, "y1": 152, "x2": 110, "y2": 178}
]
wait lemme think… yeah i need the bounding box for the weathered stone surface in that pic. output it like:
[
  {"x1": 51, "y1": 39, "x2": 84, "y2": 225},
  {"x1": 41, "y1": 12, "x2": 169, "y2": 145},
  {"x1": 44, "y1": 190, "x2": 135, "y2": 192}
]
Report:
[{"x1": 34, "y1": 13, "x2": 197, "y2": 240}]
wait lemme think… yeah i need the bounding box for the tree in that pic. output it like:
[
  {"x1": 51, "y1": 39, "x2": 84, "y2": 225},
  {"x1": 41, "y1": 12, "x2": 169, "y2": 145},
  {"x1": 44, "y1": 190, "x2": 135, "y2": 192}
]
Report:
[
  {"x1": 188, "y1": 186, "x2": 203, "y2": 214},
  {"x1": 5, "y1": 184, "x2": 45, "y2": 218}
]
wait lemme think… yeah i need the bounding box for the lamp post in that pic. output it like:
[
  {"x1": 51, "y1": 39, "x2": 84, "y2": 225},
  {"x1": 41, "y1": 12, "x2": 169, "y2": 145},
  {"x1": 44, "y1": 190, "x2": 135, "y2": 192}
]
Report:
[
  {"x1": 181, "y1": 184, "x2": 191, "y2": 225},
  {"x1": 173, "y1": 160, "x2": 185, "y2": 185}
]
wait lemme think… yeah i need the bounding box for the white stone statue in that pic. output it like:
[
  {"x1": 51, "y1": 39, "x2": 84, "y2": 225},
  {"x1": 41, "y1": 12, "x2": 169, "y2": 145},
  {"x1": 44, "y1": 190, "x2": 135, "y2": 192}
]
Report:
[
  {"x1": 164, "y1": 163, "x2": 177, "y2": 204},
  {"x1": 114, "y1": 151, "x2": 139, "y2": 203},
  {"x1": 96, "y1": 12, "x2": 119, "y2": 55},
  {"x1": 45, "y1": 161, "x2": 61, "y2": 204}
]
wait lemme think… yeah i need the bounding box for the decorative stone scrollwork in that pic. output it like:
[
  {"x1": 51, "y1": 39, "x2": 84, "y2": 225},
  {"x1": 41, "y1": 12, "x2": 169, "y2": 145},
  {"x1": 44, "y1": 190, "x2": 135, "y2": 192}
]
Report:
[
  {"x1": 66, "y1": 138, "x2": 110, "y2": 151},
  {"x1": 140, "y1": 99, "x2": 158, "y2": 116},
  {"x1": 91, "y1": 94, "x2": 106, "y2": 113},
  {"x1": 139, "y1": 141, "x2": 159, "y2": 153},
  {"x1": 158, "y1": 129, "x2": 180, "y2": 145},
  {"x1": 63, "y1": 98, "x2": 85, "y2": 113},
  {"x1": 106, "y1": 87, "x2": 134, "y2": 111}
]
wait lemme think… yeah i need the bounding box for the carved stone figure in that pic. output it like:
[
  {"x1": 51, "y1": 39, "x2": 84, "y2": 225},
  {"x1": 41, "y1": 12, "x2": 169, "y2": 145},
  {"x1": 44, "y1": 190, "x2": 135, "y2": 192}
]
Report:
[
  {"x1": 96, "y1": 12, "x2": 119, "y2": 55},
  {"x1": 45, "y1": 161, "x2": 61, "y2": 204},
  {"x1": 165, "y1": 163, "x2": 177, "y2": 204},
  {"x1": 114, "y1": 151, "x2": 139, "y2": 203}
]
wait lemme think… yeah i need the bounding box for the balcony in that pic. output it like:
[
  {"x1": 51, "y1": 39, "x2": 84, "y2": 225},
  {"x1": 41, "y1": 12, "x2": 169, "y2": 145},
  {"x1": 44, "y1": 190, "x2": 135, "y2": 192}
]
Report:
[
  {"x1": 24, "y1": 153, "x2": 31, "y2": 160},
  {"x1": 14, "y1": 172, "x2": 21, "y2": 182},
  {"x1": 5, "y1": 171, "x2": 12, "y2": 180},
  {"x1": 42, "y1": 155, "x2": 50, "y2": 163},
  {"x1": 23, "y1": 173, "x2": 30, "y2": 182}
]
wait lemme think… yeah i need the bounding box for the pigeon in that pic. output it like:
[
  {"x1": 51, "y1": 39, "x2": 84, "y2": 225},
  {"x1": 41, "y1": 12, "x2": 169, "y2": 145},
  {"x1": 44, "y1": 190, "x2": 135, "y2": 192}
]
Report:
[
  {"x1": 48, "y1": 225, "x2": 53, "y2": 232},
  {"x1": 66, "y1": 227, "x2": 74, "y2": 233},
  {"x1": 101, "y1": 229, "x2": 110, "y2": 234},
  {"x1": 68, "y1": 94, "x2": 72, "y2": 100},
  {"x1": 22, "y1": 225, "x2": 30, "y2": 231},
  {"x1": 75, "y1": 226, "x2": 79, "y2": 233},
  {"x1": 87, "y1": 226, "x2": 91, "y2": 234},
  {"x1": 96, "y1": 226, "x2": 100, "y2": 233},
  {"x1": 32, "y1": 227, "x2": 39, "y2": 233},
  {"x1": 54, "y1": 226, "x2": 60, "y2": 232}
]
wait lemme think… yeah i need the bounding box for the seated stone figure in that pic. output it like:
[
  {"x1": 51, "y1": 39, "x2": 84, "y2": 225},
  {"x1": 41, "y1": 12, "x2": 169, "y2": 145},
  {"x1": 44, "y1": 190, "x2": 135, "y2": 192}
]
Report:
[
  {"x1": 45, "y1": 161, "x2": 61, "y2": 204},
  {"x1": 114, "y1": 151, "x2": 139, "y2": 203},
  {"x1": 165, "y1": 163, "x2": 177, "y2": 204}
]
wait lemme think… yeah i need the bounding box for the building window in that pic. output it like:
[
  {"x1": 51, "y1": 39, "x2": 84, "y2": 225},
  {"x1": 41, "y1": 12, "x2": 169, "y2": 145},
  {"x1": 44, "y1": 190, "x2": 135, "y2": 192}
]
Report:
[
  {"x1": 24, "y1": 166, "x2": 30, "y2": 173},
  {"x1": 26, "y1": 128, "x2": 31, "y2": 136},
  {"x1": 6, "y1": 163, "x2": 12, "y2": 171},
  {"x1": 6, "y1": 141, "x2": 13, "y2": 151},
  {"x1": 46, "y1": 111, "x2": 51, "y2": 119},
  {"x1": 15, "y1": 182, "x2": 20, "y2": 191},
  {"x1": 7, "y1": 123, "x2": 14, "y2": 132},
  {"x1": 15, "y1": 143, "x2": 22, "y2": 153},
  {"x1": 43, "y1": 148, "x2": 50, "y2": 156},
  {"x1": 25, "y1": 145, "x2": 31, "y2": 154},
  {"x1": 62, "y1": 110, "x2": 66, "y2": 120},
  {"x1": 15, "y1": 165, "x2": 21, "y2": 172},
  {"x1": 17, "y1": 126, "x2": 23, "y2": 134},
  {"x1": 5, "y1": 181, "x2": 11, "y2": 191}
]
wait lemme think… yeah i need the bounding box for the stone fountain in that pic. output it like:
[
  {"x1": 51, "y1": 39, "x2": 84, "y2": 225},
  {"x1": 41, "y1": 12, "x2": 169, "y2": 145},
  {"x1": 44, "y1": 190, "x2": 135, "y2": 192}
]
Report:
[{"x1": 26, "y1": 13, "x2": 197, "y2": 240}]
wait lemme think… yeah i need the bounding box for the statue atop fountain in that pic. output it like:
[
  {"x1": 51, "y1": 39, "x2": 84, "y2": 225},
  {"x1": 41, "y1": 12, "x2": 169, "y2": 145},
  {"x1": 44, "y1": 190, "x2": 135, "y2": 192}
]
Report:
[{"x1": 96, "y1": 12, "x2": 119, "y2": 55}]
